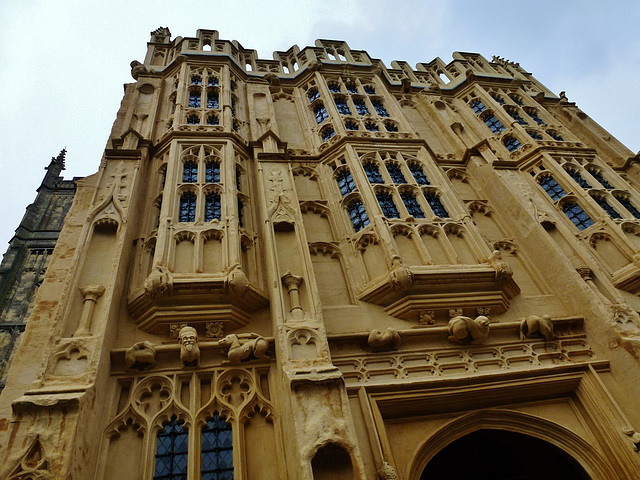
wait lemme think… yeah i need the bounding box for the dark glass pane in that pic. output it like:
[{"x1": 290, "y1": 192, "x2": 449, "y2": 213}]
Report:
[
  {"x1": 565, "y1": 169, "x2": 591, "y2": 189},
  {"x1": 587, "y1": 168, "x2": 613, "y2": 189},
  {"x1": 425, "y1": 193, "x2": 449, "y2": 218},
  {"x1": 409, "y1": 164, "x2": 430, "y2": 185},
  {"x1": 328, "y1": 82, "x2": 341, "y2": 93},
  {"x1": 207, "y1": 115, "x2": 219, "y2": 125},
  {"x1": 364, "y1": 85, "x2": 375, "y2": 94},
  {"x1": 345, "y1": 121, "x2": 359, "y2": 130},
  {"x1": 307, "y1": 88, "x2": 320, "y2": 102},
  {"x1": 593, "y1": 196, "x2": 621, "y2": 219},
  {"x1": 364, "y1": 163, "x2": 384, "y2": 184},
  {"x1": 491, "y1": 94, "x2": 505, "y2": 105},
  {"x1": 335, "y1": 97, "x2": 351, "y2": 115},
  {"x1": 372, "y1": 100, "x2": 389, "y2": 117},
  {"x1": 231, "y1": 98, "x2": 236, "y2": 116},
  {"x1": 206, "y1": 162, "x2": 220, "y2": 183},
  {"x1": 484, "y1": 115, "x2": 505, "y2": 134},
  {"x1": 205, "y1": 193, "x2": 221, "y2": 221},
  {"x1": 201, "y1": 414, "x2": 234, "y2": 479},
  {"x1": 528, "y1": 130, "x2": 542, "y2": 140},
  {"x1": 321, "y1": 127, "x2": 335, "y2": 141},
  {"x1": 236, "y1": 168, "x2": 241, "y2": 191},
  {"x1": 189, "y1": 90, "x2": 201, "y2": 108},
  {"x1": 183, "y1": 162, "x2": 198, "y2": 183},
  {"x1": 208, "y1": 76, "x2": 219, "y2": 86},
  {"x1": 504, "y1": 137, "x2": 522, "y2": 152},
  {"x1": 387, "y1": 164, "x2": 406, "y2": 184},
  {"x1": 314, "y1": 103, "x2": 328, "y2": 123},
  {"x1": 538, "y1": 175, "x2": 566, "y2": 201},
  {"x1": 336, "y1": 170, "x2": 356, "y2": 196},
  {"x1": 191, "y1": 75, "x2": 202, "y2": 85},
  {"x1": 179, "y1": 193, "x2": 197, "y2": 222},
  {"x1": 377, "y1": 192, "x2": 400, "y2": 218},
  {"x1": 527, "y1": 110, "x2": 546, "y2": 125},
  {"x1": 347, "y1": 200, "x2": 370, "y2": 231},
  {"x1": 507, "y1": 109, "x2": 527, "y2": 125},
  {"x1": 364, "y1": 121, "x2": 378, "y2": 131},
  {"x1": 615, "y1": 195, "x2": 640, "y2": 219},
  {"x1": 549, "y1": 131, "x2": 564, "y2": 141},
  {"x1": 207, "y1": 91, "x2": 219, "y2": 109},
  {"x1": 385, "y1": 122, "x2": 398, "y2": 132},
  {"x1": 354, "y1": 99, "x2": 369, "y2": 115},
  {"x1": 237, "y1": 199, "x2": 244, "y2": 227},
  {"x1": 154, "y1": 416, "x2": 189, "y2": 480},
  {"x1": 187, "y1": 114, "x2": 200, "y2": 125},
  {"x1": 562, "y1": 202, "x2": 594, "y2": 230},
  {"x1": 470, "y1": 99, "x2": 486, "y2": 114},
  {"x1": 509, "y1": 94, "x2": 523, "y2": 106},
  {"x1": 401, "y1": 192, "x2": 424, "y2": 218},
  {"x1": 346, "y1": 82, "x2": 357, "y2": 93}
]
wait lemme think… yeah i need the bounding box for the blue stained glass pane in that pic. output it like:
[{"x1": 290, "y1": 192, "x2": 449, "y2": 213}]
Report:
[
  {"x1": 321, "y1": 127, "x2": 335, "y2": 141},
  {"x1": 187, "y1": 114, "x2": 200, "y2": 125},
  {"x1": 470, "y1": 99, "x2": 486, "y2": 114},
  {"x1": 328, "y1": 82, "x2": 341, "y2": 93},
  {"x1": 549, "y1": 131, "x2": 564, "y2": 141},
  {"x1": 527, "y1": 110, "x2": 546, "y2": 125},
  {"x1": 183, "y1": 162, "x2": 198, "y2": 183},
  {"x1": 385, "y1": 122, "x2": 398, "y2": 132},
  {"x1": 372, "y1": 100, "x2": 389, "y2": 117},
  {"x1": 364, "y1": 163, "x2": 384, "y2": 184},
  {"x1": 401, "y1": 193, "x2": 424, "y2": 218},
  {"x1": 205, "y1": 194, "x2": 221, "y2": 221},
  {"x1": 484, "y1": 115, "x2": 505, "y2": 134},
  {"x1": 387, "y1": 164, "x2": 406, "y2": 184},
  {"x1": 154, "y1": 416, "x2": 189, "y2": 480},
  {"x1": 346, "y1": 82, "x2": 357, "y2": 93},
  {"x1": 207, "y1": 92, "x2": 219, "y2": 109},
  {"x1": 565, "y1": 169, "x2": 591, "y2": 189},
  {"x1": 347, "y1": 200, "x2": 369, "y2": 232},
  {"x1": 314, "y1": 103, "x2": 328, "y2": 123},
  {"x1": 377, "y1": 192, "x2": 400, "y2": 218},
  {"x1": 594, "y1": 197, "x2": 621, "y2": 219},
  {"x1": 201, "y1": 414, "x2": 233, "y2": 479},
  {"x1": 191, "y1": 75, "x2": 202, "y2": 85},
  {"x1": 207, "y1": 115, "x2": 219, "y2": 125},
  {"x1": 179, "y1": 193, "x2": 197, "y2": 222},
  {"x1": 208, "y1": 76, "x2": 219, "y2": 86},
  {"x1": 563, "y1": 202, "x2": 594, "y2": 230},
  {"x1": 335, "y1": 97, "x2": 351, "y2": 115},
  {"x1": 615, "y1": 195, "x2": 640, "y2": 219},
  {"x1": 307, "y1": 88, "x2": 320, "y2": 102},
  {"x1": 504, "y1": 137, "x2": 522, "y2": 152},
  {"x1": 508, "y1": 110, "x2": 527, "y2": 125},
  {"x1": 538, "y1": 175, "x2": 566, "y2": 201},
  {"x1": 509, "y1": 95, "x2": 523, "y2": 106},
  {"x1": 364, "y1": 122, "x2": 378, "y2": 131},
  {"x1": 189, "y1": 90, "x2": 201, "y2": 108},
  {"x1": 354, "y1": 99, "x2": 369, "y2": 115},
  {"x1": 364, "y1": 85, "x2": 375, "y2": 94},
  {"x1": 425, "y1": 193, "x2": 449, "y2": 218},
  {"x1": 206, "y1": 162, "x2": 220, "y2": 183},
  {"x1": 491, "y1": 94, "x2": 505, "y2": 105},
  {"x1": 528, "y1": 130, "x2": 542, "y2": 140},
  {"x1": 336, "y1": 170, "x2": 356, "y2": 196},
  {"x1": 587, "y1": 168, "x2": 613, "y2": 189},
  {"x1": 345, "y1": 121, "x2": 359, "y2": 130}
]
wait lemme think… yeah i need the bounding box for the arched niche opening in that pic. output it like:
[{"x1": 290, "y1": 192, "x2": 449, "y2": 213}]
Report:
[
  {"x1": 312, "y1": 443, "x2": 354, "y2": 480},
  {"x1": 420, "y1": 429, "x2": 589, "y2": 480}
]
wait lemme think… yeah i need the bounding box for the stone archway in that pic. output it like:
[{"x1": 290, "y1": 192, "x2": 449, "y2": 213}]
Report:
[{"x1": 420, "y1": 429, "x2": 589, "y2": 480}]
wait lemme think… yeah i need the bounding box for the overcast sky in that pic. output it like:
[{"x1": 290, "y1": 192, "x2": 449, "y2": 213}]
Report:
[{"x1": 1, "y1": 0, "x2": 639, "y2": 252}]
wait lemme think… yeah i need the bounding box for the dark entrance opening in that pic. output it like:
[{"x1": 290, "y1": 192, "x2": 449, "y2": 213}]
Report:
[{"x1": 420, "y1": 429, "x2": 589, "y2": 480}]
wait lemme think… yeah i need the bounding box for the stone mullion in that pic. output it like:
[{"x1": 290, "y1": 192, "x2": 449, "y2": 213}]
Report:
[
  {"x1": 222, "y1": 65, "x2": 233, "y2": 132},
  {"x1": 223, "y1": 145, "x2": 240, "y2": 270},
  {"x1": 155, "y1": 141, "x2": 179, "y2": 268}
]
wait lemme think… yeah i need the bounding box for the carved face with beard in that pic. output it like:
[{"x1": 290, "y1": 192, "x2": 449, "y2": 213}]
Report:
[{"x1": 178, "y1": 326, "x2": 200, "y2": 367}]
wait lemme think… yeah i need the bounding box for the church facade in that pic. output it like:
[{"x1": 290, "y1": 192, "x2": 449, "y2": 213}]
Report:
[{"x1": 1, "y1": 27, "x2": 640, "y2": 479}]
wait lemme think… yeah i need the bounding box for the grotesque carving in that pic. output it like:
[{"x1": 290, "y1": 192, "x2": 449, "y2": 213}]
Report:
[
  {"x1": 447, "y1": 315, "x2": 490, "y2": 344},
  {"x1": 419, "y1": 310, "x2": 436, "y2": 325},
  {"x1": 520, "y1": 314, "x2": 555, "y2": 341},
  {"x1": 377, "y1": 462, "x2": 399, "y2": 480},
  {"x1": 623, "y1": 428, "x2": 640, "y2": 452},
  {"x1": 178, "y1": 326, "x2": 200, "y2": 367},
  {"x1": 368, "y1": 328, "x2": 401, "y2": 350},
  {"x1": 226, "y1": 263, "x2": 248, "y2": 296},
  {"x1": 130, "y1": 60, "x2": 148, "y2": 80},
  {"x1": 483, "y1": 250, "x2": 513, "y2": 283},
  {"x1": 389, "y1": 262, "x2": 413, "y2": 291},
  {"x1": 218, "y1": 333, "x2": 269, "y2": 364},
  {"x1": 144, "y1": 264, "x2": 172, "y2": 298},
  {"x1": 125, "y1": 341, "x2": 157, "y2": 370}
]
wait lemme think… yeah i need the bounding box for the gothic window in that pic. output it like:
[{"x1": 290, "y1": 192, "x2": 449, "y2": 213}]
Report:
[
  {"x1": 491, "y1": 93, "x2": 505, "y2": 105},
  {"x1": 346, "y1": 82, "x2": 358, "y2": 94},
  {"x1": 179, "y1": 193, "x2": 197, "y2": 222},
  {"x1": 364, "y1": 85, "x2": 376, "y2": 94},
  {"x1": 321, "y1": 126, "x2": 335, "y2": 141},
  {"x1": 187, "y1": 114, "x2": 200, "y2": 125},
  {"x1": 201, "y1": 414, "x2": 233, "y2": 480},
  {"x1": 401, "y1": 192, "x2": 424, "y2": 218},
  {"x1": 237, "y1": 198, "x2": 244, "y2": 228},
  {"x1": 364, "y1": 163, "x2": 384, "y2": 184},
  {"x1": 207, "y1": 114, "x2": 219, "y2": 125},
  {"x1": 204, "y1": 193, "x2": 221, "y2": 221},
  {"x1": 154, "y1": 415, "x2": 188, "y2": 480},
  {"x1": 482, "y1": 114, "x2": 505, "y2": 134},
  {"x1": 191, "y1": 75, "x2": 202, "y2": 85},
  {"x1": 562, "y1": 202, "x2": 594, "y2": 230},
  {"x1": 354, "y1": 99, "x2": 369, "y2": 115},
  {"x1": 334, "y1": 97, "x2": 351, "y2": 115},
  {"x1": 387, "y1": 163, "x2": 406, "y2": 184},
  {"x1": 592, "y1": 196, "x2": 621, "y2": 219},
  {"x1": 506, "y1": 108, "x2": 527, "y2": 125},
  {"x1": 364, "y1": 121, "x2": 378, "y2": 131},
  {"x1": 189, "y1": 90, "x2": 201, "y2": 108},
  {"x1": 236, "y1": 167, "x2": 242, "y2": 191},
  {"x1": 549, "y1": 131, "x2": 564, "y2": 141},
  {"x1": 586, "y1": 167, "x2": 613, "y2": 189},
  {"x1": 504, "y1": 137, "x2": 522, "y2": 152},
  {"x1": 328, "y1": 82, "x2": 341, "y2": 93},
  {"x1": 538, "y1": 175, "x2": 566, "y2": 201},
  {"x1": 528, "y1": 130, "x2": 543, "y2": 140},
  {"x1": 615, "y1": 194, "x2": 640, "y2": 218},
  {"x1": 408, "y1": 163, "x2": 430, "y2": 185},
  {"x1": 336, "y1": 170, "x2": 356, "y2": 196},
  {"x1": 565, "y1": 168, "x2": 592, "y2": 189},
  {"x1": 377, "y1": 192, "x2": 400, "y2": 218},
  {"x1": 205, "y1": 161, "x2": 220, "y2": 183},
  {"x1": 470, "y1": 99, "x2": 486, "y2": 114},
  {"x1": 231, "y1": 98, "x2": 236, "y2": 116},
  {"x1": 384, "y1": 121, "x2": 398, "y2": 132},
  {"x1": 308, "y1": 88, "x2": 320, "y2": 102},
  {"x1": 345, "y1": 120, "x2": 359, "y2": 130},
  {"x1": 509, "y1": 94, "x2": 524, "y2": 106},
  {"x1": 314, "y1": 103, "x2": 328, "y2": 123},
  {"x1": 183, "y1": 162, "x2": 198, "y2": 183},
  {"x1": 424, "y1": 193, "x2": 449, "y2": 218},
  {"x1": 207, "y1": 76, "x2": 219, "y2": 86},
  {"x1": 525, "y1": 109, "x2": 546, "y2": 125},
  {"x1": 206, "y1": 91, "x2": 219, "y2": 109},
  {"x1": 372, "y1": 100, "x2": 389, "y2": 117},
  {"x1": 347, "y1": 199, "x2": 370, "y2": 231}
]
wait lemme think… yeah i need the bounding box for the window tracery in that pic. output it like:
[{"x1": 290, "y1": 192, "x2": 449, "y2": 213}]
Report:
[
  {"x1": 347, "y1": 199, "x2": 370, "y2": 232},
  {"x1": 201, "y1": 414, "x2": 233, "y2": 480},
  {"x1": 154, "y1": 415, "x2": 188, "y2": 480},
  {"x1": 335, "y1": 170, "x2": 356, "y2": 196},
  {"x1": 615, "y1": 194, "x2": 640, "y2": 219},
  {"x1": 586, "y1": 167, "x2": 613, "y2": 189},
  {"x1": 562, "y1": 202, "x2": 594, "y2": 230},
  {"x1": 424, "y1": 192, "x2": 449, "y2": 218},
  {"x1": 376, "y1": 191, "x2": 400, "y2": 218}
]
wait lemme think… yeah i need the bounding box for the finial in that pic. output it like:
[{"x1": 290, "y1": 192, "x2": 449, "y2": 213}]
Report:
[{"x1": 46, "y1": 148, "x2": 66, "y2": 171}]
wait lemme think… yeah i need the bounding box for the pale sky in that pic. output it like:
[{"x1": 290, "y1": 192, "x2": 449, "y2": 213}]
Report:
[{"x1": 1, "y1": 0, "x2": 639, "y2": 251}]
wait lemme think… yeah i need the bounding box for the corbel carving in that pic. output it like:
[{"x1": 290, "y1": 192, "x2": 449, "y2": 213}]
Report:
[
  {"x1": 482, "y1": 250, "x2": 513, "y2": 284},
  {"x1": 144, "y1": 264, "x2": 173, "y2": 298},
  {"x1": 178, "y1": 326, "x2": 200, "y2": 368},
  {"x1": 226, "y1": 263, "x2": 248, "y2": 296},
  {"x1": 124, "y1": 341, "x2": 157, "y2": 370},
  {"x1": 623, "y1": 428, "x2": 640, "y2": 452},
  {"x1": 367, "y1": 328, "x2": 401, "y2": 350},
  {"x1": 218, "y1": 333, "x2": 270, "y2": 364},
  {"x1": 519, "y1": 314, "x2": 555, "y2": 341},
  {"x1": 447, "y1": 315, "x2": 490, "y2": 344},
  {"x1": 377, "y1": 462, "x2": 399, "y2": 480}
]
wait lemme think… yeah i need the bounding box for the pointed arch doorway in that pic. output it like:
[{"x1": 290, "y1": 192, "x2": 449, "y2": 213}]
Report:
[{"x1": 420, "y1": 429, "x2": 589, "y2": 480}]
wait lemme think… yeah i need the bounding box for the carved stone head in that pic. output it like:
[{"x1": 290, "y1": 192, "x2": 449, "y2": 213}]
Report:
[{"x1": 178, "y1": 326, "x2": 200, "y2": 367}]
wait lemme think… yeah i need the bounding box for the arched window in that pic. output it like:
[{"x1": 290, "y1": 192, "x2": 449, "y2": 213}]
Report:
[
  {"x1": 386, "y1": 164, "x2": 406, "y2": 184},
  {"x1": 503, "y1": 137, "x2": 522, "y2": 152},
  {"x1": 592, "y1": 196, "x2": 621, "y2": 219},
  {"x1": 237, "y1": 198, "x2": 245, "y2": 228},
  {"x1": 469, "y1": 99, "x2": 486, "y2": 114},
  {"x1": 207, "y1": 114, "x2": 219, "y2": 126},
  {"x1": 509, "y1": 94, "x2": 524, "y2": 106},
  {"x1": 179, "y1": 193, "x2": 197, "y2": 222},
  {"x1": 206, "y1": 162, "x2": 220, "y2": 183},
  {"x1": 154, "y1": 415, "x2": 188, "y2": 480},
  {"x1": 401, "y1": 192, "x2": 424, "y2": 218},
  {"x1": 525, "y1": 108, "x2": 546, "y2": 125},
  {"x1": 354, "y1": 99, "x2": 369, "y2": 115},
  {"x1": 206, "y1": 90, "x2": 219, "y2": 109},
  {"x1": 345, "y1": 120, "x2": 359, "y2": 131},
  {"x1": 528, "y1": 130, "x2": 542, "y2": 140},
  {"x1": 204, "y1": 193, "x2": 221, "y2": 221},
  {"x1": 334, "y1": 97, "x2": 351, "y2": 115},
  {"x1": 347, "y1": 200, "x2": 369, "y2": 232},
  {"x1": 363, "y1": 85, "x2": 376, "y2": 94},
  {"x1": 482, "y1": 113, "x2": 505, "y2": 134},
  {"x1": 314, "y1": 103, "x2": 328, "y2": 124},
  {"x1": 328, "y1": 82, "x2": 341, "y2": 93},
  {"x1": 207, "y1": 76, "x2": 219, "y2": 86},
  {"x1": 377, "y1": 192, "x2": 400, "y2": 218},
  {"x1": 372, "y1": 100, "x2": 389, "y2": 117},
  {"x1": 614, "y1": 194, "x2": 640, "y2": 219},
  {"x1": 183, "y1": 162, "x2": 198, "y2": 183},
  {"x1": 320, "y1": 126, "x2": 335, "y2": 142},
  {"x1": 191, "y1": 75, "x2": 202, "y2": 85},
  {"x1": 424, "y1": 193, "x2": 449, "y2": 218},
  {"x1": 506, "y1": 108, "x2": 527, "y2": 125},
  {"x1": 189, "y1": 90, "x2": 201, "y2": 108},
  {"x1": 336, "y1": 170, "x2": 356, "y2": 196},
  {"x1": 586, "y1": 167, "x2": 613, "y2": 189},
  {"x1": 562, "y1": 202, "x2": 594, "y2": 230},
  {"x1": 187, "y1": 114, "x2": 200, "y2": 125},
  {"x1": 345, "y1": 82, "x2": 358, "y2": 94},
  {"x1": 201, "y1": 414, "x2": 233, "y2": 480},
  {"x1": 307, "y1": 87, "x2": 320, "y2": 102},
  {"x1": 538, "y1": 175, "x2": 566, "y2": 201},
  {"x1": 549, "y1": 131, "x2": 564, "y2": 141},
  {"x1": 363, "y1": 163, "x2": 384, "y2": 184},
  {"x1": 565, "y1": 168, "x2": 591, "y2": 189},
  {"x1": 408, "y1": 163, "x2": 430, "y2": 185}
]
